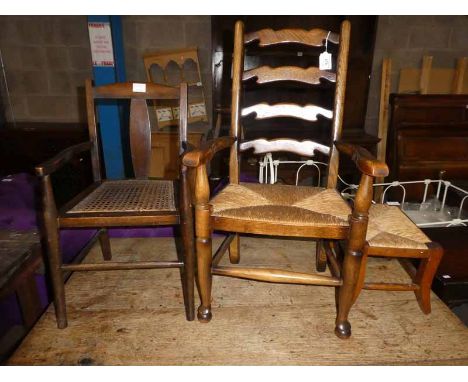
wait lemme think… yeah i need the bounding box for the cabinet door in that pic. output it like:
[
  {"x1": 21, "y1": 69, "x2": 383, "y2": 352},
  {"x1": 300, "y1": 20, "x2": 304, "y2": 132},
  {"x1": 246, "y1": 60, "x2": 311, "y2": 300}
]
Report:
[{"x1": 150, "y1": 132, "x2": 204, "y2": 179}]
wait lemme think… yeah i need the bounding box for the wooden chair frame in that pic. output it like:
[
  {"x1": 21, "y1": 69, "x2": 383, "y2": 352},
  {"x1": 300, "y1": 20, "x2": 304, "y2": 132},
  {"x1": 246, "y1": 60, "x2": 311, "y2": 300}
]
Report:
[
  {"x1": 183, "y1": 20, "x2": 388, "y2": 339},
  {"x1": 36, "y1": 80, "x2": 195, "y2": 328}
]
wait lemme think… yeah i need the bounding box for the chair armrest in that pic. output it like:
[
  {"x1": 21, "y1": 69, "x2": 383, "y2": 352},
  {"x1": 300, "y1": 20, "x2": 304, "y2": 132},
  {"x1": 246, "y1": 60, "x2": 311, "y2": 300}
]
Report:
[
  {"x1": 182, "y1": 137, "x2": 236, "y2": 167},
  {"x1": 35, "y1": 141, "x2": 93, "y2": 177},
  {"x1": 335, "y1": 141, "x2": 389, "y2": 178}
]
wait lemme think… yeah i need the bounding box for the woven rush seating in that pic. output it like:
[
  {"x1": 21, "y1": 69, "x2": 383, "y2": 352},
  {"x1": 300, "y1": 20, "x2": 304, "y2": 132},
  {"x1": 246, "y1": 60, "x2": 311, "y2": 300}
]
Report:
[
  {"x1": 211, "y1": 183, "x2": 350, "y2": 227},
  {"x1": 211, "y1": 183, "x2": 431, "y2": 252},
  {"x1": 366, "y1": 204, "x2": 430, "y2": 250},
  {"x1": 68, "y1": 180, "x2": 176, "y2": 214}
]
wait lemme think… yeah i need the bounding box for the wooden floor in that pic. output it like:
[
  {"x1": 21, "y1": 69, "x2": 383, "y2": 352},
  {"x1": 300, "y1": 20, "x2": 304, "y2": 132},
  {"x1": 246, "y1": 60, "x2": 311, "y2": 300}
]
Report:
[{"x1": 8, "y1": 236, "x2": 468, "y2": 365}]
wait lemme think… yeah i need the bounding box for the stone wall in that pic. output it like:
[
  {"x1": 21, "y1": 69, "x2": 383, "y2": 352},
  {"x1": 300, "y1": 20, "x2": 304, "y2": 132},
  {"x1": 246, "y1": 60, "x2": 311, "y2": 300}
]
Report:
[
  {"x1": 0, "y1": 15, "x2": 212, "y2": 124},
  {"x1": 2, "y1": 15, "x2": 466, "y2": 131},
  {"x1": 364, "y1": 15, "x2": 468, "y2": 135},
  {"x1": 122, "y1": 16, "x2": 212, "y2": 124},
  {"x1": 0, "y1": 16, "x2": 91, "y2": 123}
]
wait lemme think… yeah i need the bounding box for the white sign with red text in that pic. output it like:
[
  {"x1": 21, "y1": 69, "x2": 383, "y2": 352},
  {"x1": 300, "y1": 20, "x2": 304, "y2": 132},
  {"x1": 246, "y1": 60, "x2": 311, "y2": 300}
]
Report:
[{"x1": 88, "y1": 22, "x2": 115, "y2": 67}]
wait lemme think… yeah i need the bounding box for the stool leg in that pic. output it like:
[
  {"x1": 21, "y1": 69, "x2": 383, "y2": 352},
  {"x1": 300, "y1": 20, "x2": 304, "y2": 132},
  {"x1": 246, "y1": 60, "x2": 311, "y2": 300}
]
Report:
[{"x1": 414, "y1": 243, "x2": 443, "y2": 314}]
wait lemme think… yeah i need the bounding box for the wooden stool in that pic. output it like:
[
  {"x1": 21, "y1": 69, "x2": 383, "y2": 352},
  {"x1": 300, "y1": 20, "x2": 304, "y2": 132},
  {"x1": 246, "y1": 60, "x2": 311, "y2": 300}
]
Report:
[
  {"x1": 352, "y1": 204, "x2": 444, "y2": 314},
  {"x1": 0, "y1": 230, "x2": 44, "y2": 360}
]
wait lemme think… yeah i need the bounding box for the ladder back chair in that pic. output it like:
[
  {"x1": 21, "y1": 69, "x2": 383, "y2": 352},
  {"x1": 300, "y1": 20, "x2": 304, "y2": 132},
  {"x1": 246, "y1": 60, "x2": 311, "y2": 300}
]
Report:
[
  {"x1": 183, "y1": 20, "x2": 389, "y2": 338},
  {"x1": 36, "y1": 80, "x2": 195, "y2": 328}
]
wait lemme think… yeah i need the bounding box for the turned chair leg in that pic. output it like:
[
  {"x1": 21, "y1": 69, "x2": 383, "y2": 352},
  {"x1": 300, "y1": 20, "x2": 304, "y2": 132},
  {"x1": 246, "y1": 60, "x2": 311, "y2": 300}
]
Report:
[
  {"x1": 229, "y1": 234, "x2": 240, "y2": 264},
  {"x1": 335, "y1": 249, "x2": 363, "y2": 339},
  {"x1": 196, "y1": 205, "x2": 213, "y2": 322},
  {"x1": 180, "y1": 212, "x2": 195, "y2": 321},
  {"x1": 414, "y1": 243, "x2": 443, "y2": 314},
  {"x1": 43, "y1": 223, "x2": 67, "y2": 329},
  {"x1": 352, "y1": 249, "x2": 368, "y2": 305},
  {"x1": 98, "y1": 228, "x2": 112, "y2": 261},
  {"x1": 41, "y1": 175, "x2": 67, "y2": 329},
  {"x1": 316, "y1": 240, "x2": 327, "y2": 272}
]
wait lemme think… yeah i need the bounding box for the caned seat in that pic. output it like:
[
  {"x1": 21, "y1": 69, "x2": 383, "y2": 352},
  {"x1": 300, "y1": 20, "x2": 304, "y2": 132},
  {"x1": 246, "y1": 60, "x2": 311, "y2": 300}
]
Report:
[
  {"x1": 36, "y1": 80, "x2": 195, "y2": 329},
  {"x1": 68, "y1": 180, "x2": 176, "y2": 214},
  {"x1": 211, "y1": 183, "x2": 350, "y2": 228}
]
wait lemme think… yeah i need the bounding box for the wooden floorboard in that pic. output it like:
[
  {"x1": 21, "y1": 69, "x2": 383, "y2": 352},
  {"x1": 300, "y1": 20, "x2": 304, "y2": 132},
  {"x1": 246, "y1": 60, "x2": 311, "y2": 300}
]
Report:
[{"x1": 8, "y1": 237, "x2": 468, "y2": 365}]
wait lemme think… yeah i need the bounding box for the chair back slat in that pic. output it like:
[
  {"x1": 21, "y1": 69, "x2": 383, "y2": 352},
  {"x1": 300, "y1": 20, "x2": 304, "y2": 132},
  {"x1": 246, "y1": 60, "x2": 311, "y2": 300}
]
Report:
[
  {"x1": 245, "y1": 28, "x2": 339, "y2": 47},
  {"x1": 243, "y1": 66, "x2": 336, "y2": 85},
  {"x1": 93, "y1": 82, "x2": 179, "y2": 100},
  {"x1": 242, "y1": 103, "x2": 333, "y2": 122},
  {"x1": 229, "y1": 20, "x2": 350, "y2": 187},
  {"x1": 129, "y1": 98, "x2": 151, "y2": 178},
  {"x1": 239, "y1": 138, "x2": 330, "y2": 157},
  {"x1": 85, "y1": 79, "x2": 188, "y2": 181}
]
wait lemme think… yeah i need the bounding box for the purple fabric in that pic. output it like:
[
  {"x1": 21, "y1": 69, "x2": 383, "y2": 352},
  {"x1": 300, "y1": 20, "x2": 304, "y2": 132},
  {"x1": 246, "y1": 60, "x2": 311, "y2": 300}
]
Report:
[
  {"x1": 0, "y1": 174, "x2": 38, "y2": 230},
  {"x1": 212, "y1": 173, "x2": 258, "y2": 196},
  {"x1": 109, "y1": 226, "x2": 175, "y2": 238},
  {"x1": 0, "y1": 173, "x2": 95, "y2": 338},
  {"x1": 0, "y1": 171, "x2": 258, "y2": 341}
]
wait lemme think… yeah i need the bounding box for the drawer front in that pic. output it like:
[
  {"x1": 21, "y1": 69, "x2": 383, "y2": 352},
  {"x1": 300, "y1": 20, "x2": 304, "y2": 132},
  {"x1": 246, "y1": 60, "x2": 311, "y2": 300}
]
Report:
[
  {"x1": 399, "y1": 135, "x2": 468, "y2": 162},
  {"x1": 394, "y1": 106, "x2": 467, "y2": 124}
]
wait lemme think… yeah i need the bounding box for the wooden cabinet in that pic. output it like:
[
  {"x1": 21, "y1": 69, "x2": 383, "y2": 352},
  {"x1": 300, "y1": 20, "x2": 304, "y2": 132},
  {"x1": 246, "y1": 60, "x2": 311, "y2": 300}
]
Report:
[
  {"x1": 388, "y1": 94, "x2": 468, "y2": 182},
  {"x1": 150, "y1": 128, "x2": 206, "y2": 179}
]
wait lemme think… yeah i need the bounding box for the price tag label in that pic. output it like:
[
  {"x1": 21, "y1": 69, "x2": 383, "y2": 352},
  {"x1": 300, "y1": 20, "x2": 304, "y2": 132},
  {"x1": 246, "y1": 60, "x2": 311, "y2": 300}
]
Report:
[
  {"x1": 319, "y1": 52, "x2": 332, "y2": 70},
  {"x1": 132, "y1": 83, "x2": 146, "y2": 93}
]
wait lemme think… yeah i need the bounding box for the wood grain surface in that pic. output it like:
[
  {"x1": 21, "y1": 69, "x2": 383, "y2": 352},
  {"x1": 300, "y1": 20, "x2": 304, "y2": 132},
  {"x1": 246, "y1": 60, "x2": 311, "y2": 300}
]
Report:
[{"x1": 8, "y1": 237, "x2": 468, "y2": 365}]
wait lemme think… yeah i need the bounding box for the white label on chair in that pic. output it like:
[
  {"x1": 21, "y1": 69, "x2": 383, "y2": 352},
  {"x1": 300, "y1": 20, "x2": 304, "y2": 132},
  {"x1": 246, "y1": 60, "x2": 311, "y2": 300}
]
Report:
[
  {"x1": 441, "y1": 274, "x2": 451, "y2": 279},
  {"x1": 319, "y1": 52, "x2": 332, "y2": 70},
  {"x1": 132, "y1": 83, "x2": 146, "y2": 93}
]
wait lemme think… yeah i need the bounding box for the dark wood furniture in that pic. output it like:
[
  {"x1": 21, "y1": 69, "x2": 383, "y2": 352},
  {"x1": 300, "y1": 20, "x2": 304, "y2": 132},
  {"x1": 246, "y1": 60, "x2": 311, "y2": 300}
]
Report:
[
  {"x1": 184, "y1": 20, "x2": 393, "y2": 339},
  {"x1": 35, "y1": 80, "x2": 195, "y2": 328},
  {"x1": 387, "y1": 94, "x2": 468, "y2": 308},
  {"x1": 387, "y1": 94, "x2": 468, "y2": 183},
  {"x1": 424, "y1": 226, "x2": 468, "y2": 308},
  {"x1": 150, "y1": 126, "x2": 207, "y2": 179},
  {"x1": 0, "y1": 230, "x2": 44, "y2": 360}
]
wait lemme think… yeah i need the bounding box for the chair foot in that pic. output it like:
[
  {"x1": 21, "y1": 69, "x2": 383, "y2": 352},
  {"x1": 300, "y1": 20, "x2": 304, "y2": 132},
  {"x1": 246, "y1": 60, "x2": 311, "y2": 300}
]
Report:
[
  {"x1": 415, "y1": 289, "x2": 431, "y2": 314},
  {"x1": 57, "y1": 317, "x2": 68, "y2": 329},
  {"x1": 197, "y1": 305, "x2": 212, "y2": 323},
  {"x1": 334, "y1": 321, "x2": 351, "y2": 339}
]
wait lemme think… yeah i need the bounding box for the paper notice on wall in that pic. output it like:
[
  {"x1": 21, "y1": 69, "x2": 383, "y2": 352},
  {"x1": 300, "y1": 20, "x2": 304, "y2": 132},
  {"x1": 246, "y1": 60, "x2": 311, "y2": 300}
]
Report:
[{"x1": 88, "y1": 22, "x2": 115, "y2": 67}]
